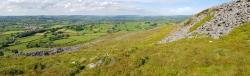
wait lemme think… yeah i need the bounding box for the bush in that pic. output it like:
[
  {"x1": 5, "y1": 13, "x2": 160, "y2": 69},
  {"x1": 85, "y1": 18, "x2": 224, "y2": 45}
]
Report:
[
  {"x1": 0, "y1": 68, "x2": 24, "y2": 75},
  {"x1": 11, "y1": 50, "x2": 18, "y2": 54},
  {"x1": 70, "y1": 61, "x2": 85, "y2": 75},
  {"x1": 134, "y1": 57, "x2": 149, "y2": 68}
]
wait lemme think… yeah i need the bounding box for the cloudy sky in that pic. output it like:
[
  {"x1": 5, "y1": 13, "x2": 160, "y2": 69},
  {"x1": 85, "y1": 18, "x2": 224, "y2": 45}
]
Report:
[{"x1": 0, "y1": 0, "x2": 232, "y2": 16}]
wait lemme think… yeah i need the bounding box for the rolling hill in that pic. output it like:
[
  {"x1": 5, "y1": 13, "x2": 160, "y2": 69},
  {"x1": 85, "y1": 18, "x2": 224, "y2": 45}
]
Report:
[{"x1": 0, "y1": 0, "x2": 250, "y2": 75}]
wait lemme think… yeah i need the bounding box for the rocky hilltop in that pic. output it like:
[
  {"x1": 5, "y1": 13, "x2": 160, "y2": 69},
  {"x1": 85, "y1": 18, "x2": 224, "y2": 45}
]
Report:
[{"x1": 160, "y1": 0, "x2": 250, "y2": 43}]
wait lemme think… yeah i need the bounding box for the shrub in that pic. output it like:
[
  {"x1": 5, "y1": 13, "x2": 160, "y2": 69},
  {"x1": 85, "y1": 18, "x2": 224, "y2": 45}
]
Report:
[
  {"x1": 69, "y1": 62, "x2": 85, "y2": 75},
  {"x1": 11, "y1": 50, "x2": 18, "y2": 54},
  {"x1": 183, "y1": 18, "x2": 193, "y2": 26},
  {"x1": 0, "y1": 68, "x2": 24, "y2": 75},
  {"x1": 134, "y1": 57, "x2": 149, "y2": 68}
]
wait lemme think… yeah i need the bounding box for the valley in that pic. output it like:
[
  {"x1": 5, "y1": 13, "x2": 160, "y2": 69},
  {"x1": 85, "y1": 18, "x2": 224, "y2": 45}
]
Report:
[
  {"x1": 0, "y1": 0, "x2": 250, "y2": 76},
  {"x1": 0, "y1": 16, "x2": 189, "y2": 56}
]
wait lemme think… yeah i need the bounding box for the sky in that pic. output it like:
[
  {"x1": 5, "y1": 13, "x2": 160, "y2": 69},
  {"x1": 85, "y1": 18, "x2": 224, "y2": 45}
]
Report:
[{"x1": 0, "y1": 0, "x2": 232, "y2": 16}]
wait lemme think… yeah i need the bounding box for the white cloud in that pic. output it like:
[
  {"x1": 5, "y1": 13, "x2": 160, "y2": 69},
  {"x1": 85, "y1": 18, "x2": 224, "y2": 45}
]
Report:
[
  {"x1": 162, "y1": 7, "x2": 198, "y2": 15},
  {"x1": 0, "y1": 0, "x2": 156, "y2": 15},
  {"x1": 100, "y1": 0, "x2": 194, "y2": 3},
  {"x1": 0, "y1": 0, "x2": 202, "y2": 16}
]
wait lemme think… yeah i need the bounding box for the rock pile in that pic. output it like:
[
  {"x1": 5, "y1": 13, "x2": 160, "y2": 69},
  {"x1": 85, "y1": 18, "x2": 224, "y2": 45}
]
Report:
[
  {"x1": 87, "y1": 54, "x2": 115, "y2": 69},
  {"x1": 160, "y1": 0, "x2": 250, "y2": 43}
]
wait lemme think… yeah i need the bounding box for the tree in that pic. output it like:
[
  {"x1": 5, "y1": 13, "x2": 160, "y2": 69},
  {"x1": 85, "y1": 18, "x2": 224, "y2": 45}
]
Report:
[
  {"x1": 43, "y1": 34, "x2": 47, "y2": 38},
  {"x1": 11, "y1": 50, "x2": 18, "y2": 54},
  {"x1": 0, "y1": 51, "x2": 4, "y2": 56},
  {"x1": 66, "y1": 34, "x2": 70, "y2": 38}
]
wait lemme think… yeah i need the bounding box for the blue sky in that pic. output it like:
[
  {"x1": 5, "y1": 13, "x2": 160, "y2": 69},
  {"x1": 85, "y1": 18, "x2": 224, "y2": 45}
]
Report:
[{"x1": 0, "y1": 0, "x2": 232, "y2": 16}]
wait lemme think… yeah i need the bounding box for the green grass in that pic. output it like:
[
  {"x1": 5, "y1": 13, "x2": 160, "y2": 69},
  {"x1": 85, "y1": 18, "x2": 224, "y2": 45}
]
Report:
[
  {"x1": 35, "y1": 33, "x2": 45, "y2": 36},
  {"x1": 50, "y1": 25, "x2": 69, "y2": 28},
  {"x1": 1, "y1": 22, "x2": 249, "y2": 75},
  {"x1": 8, "y1": 43, "x2": 28, "y2": 50},
  {"x1": 3, "y1": 31, "x2": 24, "y2": 35},
  {"x1": 53, "y1": 38, "x2": 76, "y2": 44},
  {"x1": 69, "y1": 35, "x2": 101, "y2": 43},
  {"x1": 53, "y1": 35, "x2": 103, "y2": 44},
  {"x1": 18, "y1": 36, "x2": 42, "y2": 43},
  {"x1": 84, "y1": 33, "x2": 108, "y2": 36},
  {"x1": 189, "y1": 14, "x2": 214, "y2": 33},
  {"x1": 183, "y1": 18, "x2": 193, "y2": 26},
  {"x1": 21, "y1": 48, "x2": 51, "y2": 53},
  {"x1": 0, "y1": 23, "x2": 250, "y2": 75}
]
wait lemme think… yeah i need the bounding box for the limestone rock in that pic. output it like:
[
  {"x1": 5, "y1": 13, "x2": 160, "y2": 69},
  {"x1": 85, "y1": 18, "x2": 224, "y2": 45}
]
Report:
[{"x1": 160, "y1": 1, "x2": 250, "y2": 43}]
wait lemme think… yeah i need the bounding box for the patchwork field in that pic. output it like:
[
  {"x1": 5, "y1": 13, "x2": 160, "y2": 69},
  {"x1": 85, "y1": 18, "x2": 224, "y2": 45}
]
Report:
[{"x1": 3, "y1": 31, "x2": 24, "y2": 35}]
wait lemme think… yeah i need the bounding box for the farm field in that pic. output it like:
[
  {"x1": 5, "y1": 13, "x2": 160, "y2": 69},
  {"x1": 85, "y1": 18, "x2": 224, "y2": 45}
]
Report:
[
  {"x1": 3, "y1": 31, "x2": 24, "y2": 35},
  {"x1": 0, "y1": 16, "x2": 189, "y2": 56}
]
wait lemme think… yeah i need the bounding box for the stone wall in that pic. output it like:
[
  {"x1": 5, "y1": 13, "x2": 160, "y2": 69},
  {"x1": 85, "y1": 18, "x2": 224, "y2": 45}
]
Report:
[{"x1": 10, "y1": 39, "x2": 106, "y2": 56}]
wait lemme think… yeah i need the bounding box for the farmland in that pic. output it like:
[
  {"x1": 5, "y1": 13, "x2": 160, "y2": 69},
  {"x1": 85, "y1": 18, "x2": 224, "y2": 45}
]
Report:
[{"x1": 0, "y1": 15, "x2": 190, "y2": 55}]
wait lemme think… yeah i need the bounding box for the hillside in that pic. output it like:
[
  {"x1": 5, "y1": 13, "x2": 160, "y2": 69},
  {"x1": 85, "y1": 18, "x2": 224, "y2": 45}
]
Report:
[
  {"x1": 0, "y1": 0, "x2": 250, "y2": 76},
  {"x1": 160, "y1": 0, "x2": 250, "y2": 43}
]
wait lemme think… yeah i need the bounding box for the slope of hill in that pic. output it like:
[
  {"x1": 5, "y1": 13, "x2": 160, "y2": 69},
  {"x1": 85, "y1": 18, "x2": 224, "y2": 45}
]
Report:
[
  {"x1": 0, "y1": 0, "x2": 250, "y2": 76},
  {"x1": 160, "y1": 0, "x2": 250, "y2": 43}
]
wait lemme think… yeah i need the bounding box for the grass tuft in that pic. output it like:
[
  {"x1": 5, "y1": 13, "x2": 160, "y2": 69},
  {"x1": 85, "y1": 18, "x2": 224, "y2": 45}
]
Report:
[{"x1": 189, "y1": 14, "x2": 214, "y2": 33}]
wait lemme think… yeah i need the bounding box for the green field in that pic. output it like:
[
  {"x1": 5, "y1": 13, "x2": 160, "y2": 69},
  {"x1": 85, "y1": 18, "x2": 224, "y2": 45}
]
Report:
[
  {"x1": 18, "y1": 36, "x2": 42, "y2": 43},
  {"x1": 21, "y1": 48, "x2": 51, "y2": 53},
  {"x1": 3, "y1": 31, "x2": 24, "y2": 35},
  {"x1": 0, "y1": 16, "x2": 192, "y2": 75},
  {"x1": 50, "y1": 25, "x2": 69, "y2": 28},
  {"x1": 53, "y1": 38, "x2": 76, "y2": 44}
]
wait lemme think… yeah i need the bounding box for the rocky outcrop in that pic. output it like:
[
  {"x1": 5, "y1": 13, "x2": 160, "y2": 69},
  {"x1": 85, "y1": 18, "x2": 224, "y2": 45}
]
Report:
[
  {"x1": 160, "y1": 0, "x2": 250, "y2": 43},
  {"x1": 87, "y1": 54, "x2": 115, "y2": 69}
]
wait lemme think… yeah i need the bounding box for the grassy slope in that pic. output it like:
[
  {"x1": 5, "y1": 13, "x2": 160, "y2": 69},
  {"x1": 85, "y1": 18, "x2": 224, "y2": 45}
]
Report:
[
  {"x1": 189, "y1": 14, "x2": 214, "y2": 33},
  {"x1": 0, "y1": 22, "x2": 250, "y2": 75}
]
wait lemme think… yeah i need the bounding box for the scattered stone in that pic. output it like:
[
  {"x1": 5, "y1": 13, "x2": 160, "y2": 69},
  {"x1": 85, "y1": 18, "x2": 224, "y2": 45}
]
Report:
[
  {"x1": 96, "y1": 57, "x2": 105, "y2": 66},
  {"x1": 109, "y1": 58, "x2": 115, "y2": 66},
  {"x1": 88, "y1": 63, "x2": 96, "y2": 69},
  {"x1": 80, "y1": 57, "x2": 87, "y2": 63},
  {"x1": 88, "y1": 54, "x2": 115, "y2": 69},
  {"x1": 72, "y1": 61, "x2": 76, "y2": 64},
  {"x1": 106, "y1": 54, "x2": 110, "y2": 57}
]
